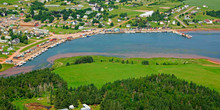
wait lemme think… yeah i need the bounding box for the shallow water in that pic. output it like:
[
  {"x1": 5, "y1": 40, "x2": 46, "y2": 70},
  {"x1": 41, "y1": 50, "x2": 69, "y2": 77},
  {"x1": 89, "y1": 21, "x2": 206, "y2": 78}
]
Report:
[{"x1": 1, "y1": 31, "x2": 220, "y2": 75}]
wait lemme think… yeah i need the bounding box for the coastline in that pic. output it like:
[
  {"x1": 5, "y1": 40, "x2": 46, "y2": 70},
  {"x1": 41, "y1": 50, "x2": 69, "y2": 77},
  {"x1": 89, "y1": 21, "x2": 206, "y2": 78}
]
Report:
[
  {"x1": 1, "y1": 52, "x2": 220, "y2": 77},
  {"x1": 0, "y1": 29, "x2": 220, "y2": 76},
  {"x1": 177, "y1": 28, "x2": 220, "y2": 32}
]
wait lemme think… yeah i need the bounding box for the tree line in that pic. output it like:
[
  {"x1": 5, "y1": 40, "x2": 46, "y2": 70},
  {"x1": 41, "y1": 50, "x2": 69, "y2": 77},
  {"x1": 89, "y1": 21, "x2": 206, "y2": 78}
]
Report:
[
  {"x1": 0, "y1": 69, "x2": 67, "y2": 110},
  {"x1": 1, "y1": 68, "x2": 219, "y2": 109}
]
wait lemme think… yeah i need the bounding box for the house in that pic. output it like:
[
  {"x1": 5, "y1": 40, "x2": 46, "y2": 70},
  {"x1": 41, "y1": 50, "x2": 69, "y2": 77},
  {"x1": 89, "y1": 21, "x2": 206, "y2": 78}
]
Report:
[
  {"x1": 69, "y1": 105, "x2": 74, "y2": 109},
  {"x1": 204, "y1": 19, "x2": 212, "y2": 24},
  {"x1": 198, "y1": 21, "x2": 203, "y2": 24},
  {"x1": 77, "y1": 14, "x2": 80, "y2": 19},
  {"x1": 0, "y1": 47, "x2": 3, "y2": 51},
  {"x1": 100, "y1": 7, "x2": 104, "y2": 11},
  {"x1": 5, "y1": 36, "x2": 11, "y2": 40},
  {"x1": 45, "y1": 5, "x2": 60, "y2": 7},
  {"x1": 92, "y1": 7, "x2": 100, "y2": 11},
  {"x1": 213, "y1": 19, "x2": 220, "y2": 23},
  {"x1": 196, "y1": 7, "x2": 201, "y2": 10},
  {"x1": 126, "y1": 24, "x2": 131, "y2": 28},
  {"x1": 108, "y1": 7, "x2": 114, "y2": 11},
  {"x1": 117, "y1": 19, "x2": 121, "y2": 22},
  {"x1": 3, "y1": 2, "x2": 8, "y2": 5},
  {"x1": 85, "y1": 11, "x2": 93, "y2": 15},
  {"x1": 0, "y1": 39, "x2": 8, "y2": 43},
  {"x1": 89, "y1": 3, "x2": 97, "y2": 6},
  {"x1": 12, "y1": 38, "x2": 20, "y2": 44},
  {"x1": 2, "y1": 51, "x2": 9, "y2": 55},
  {"x1": 116, "y1": 0, "x2": 120, "y2": 2},
  {"x1": 5, "y1": 60, "x2": 13, "y2": 63},
  {"x1": 7, "y1": 47, "x2": 14, "y2": 51},
  {"x1": 188, "y1": 21, "x2": 195, "y2": 24},
  {"x1": 184, "y1": 16, "x2": 190, "y2": 20},
  {"x1": 160, "y1": 21, "x2": 164, "y2": 25},
  {"x1": 79, "y1": 26, "x2": 84, "y2": 30},
  {"x1": 191, "y1": 10, "x2": 197, "y2": 14},
  {"x1": 139, "y1": 11, "x2": 154, "y2": 17},
  {"x1": 172, "y1": 20, "x2": 176, "y2": 25},
  {"x1": 81, "y1": 104, "x2": 91, "y2": 110},
  {"x1": 83, "y1": 15, "x2": 88, "y2": 19},
  {"x1": 203, "y1": 5, "x2": 207, "y2": 8}
]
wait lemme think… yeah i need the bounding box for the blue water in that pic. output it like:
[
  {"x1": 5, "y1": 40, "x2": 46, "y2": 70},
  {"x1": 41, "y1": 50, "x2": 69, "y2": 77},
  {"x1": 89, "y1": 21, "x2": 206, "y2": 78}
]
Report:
[{"x1": 23, "y1": 31, "x2": 220, "y2": 70}]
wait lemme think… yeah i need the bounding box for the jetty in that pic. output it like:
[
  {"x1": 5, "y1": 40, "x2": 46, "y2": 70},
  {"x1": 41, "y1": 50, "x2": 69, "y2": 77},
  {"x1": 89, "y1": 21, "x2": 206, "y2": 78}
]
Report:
[{"x1": 5, "y1": 28, "x2": 192, "y2": 66}]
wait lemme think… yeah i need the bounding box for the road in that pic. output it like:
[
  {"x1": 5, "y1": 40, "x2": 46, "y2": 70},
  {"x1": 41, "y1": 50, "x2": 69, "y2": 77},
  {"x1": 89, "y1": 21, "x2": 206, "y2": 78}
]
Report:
[
  {"x1": 174, "y1": 6, "x2": 196, "y2": 27},
  {"x1": 0, "y1": 39, "x2": 47, "y2": 64}
]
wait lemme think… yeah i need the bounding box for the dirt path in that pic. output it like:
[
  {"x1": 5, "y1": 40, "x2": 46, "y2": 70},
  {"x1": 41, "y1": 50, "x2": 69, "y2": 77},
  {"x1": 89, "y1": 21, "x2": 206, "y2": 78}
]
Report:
[{"x1": 174, "y1": 6, "x2": 195, "y2": 27}]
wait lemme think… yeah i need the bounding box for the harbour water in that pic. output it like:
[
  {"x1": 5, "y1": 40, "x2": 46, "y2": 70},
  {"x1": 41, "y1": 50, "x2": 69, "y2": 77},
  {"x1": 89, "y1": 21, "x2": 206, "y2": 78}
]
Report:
[{"x1": 2, "y1": 31, "x2": 220, "y2": 75}]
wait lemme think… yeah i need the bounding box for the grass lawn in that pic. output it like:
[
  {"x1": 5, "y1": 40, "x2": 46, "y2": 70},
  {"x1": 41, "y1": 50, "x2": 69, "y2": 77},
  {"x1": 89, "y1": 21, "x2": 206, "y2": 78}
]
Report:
[
  {"x1": 52, "y1": 56, "x2": 220, "y2": 92},
  {"x1": 12, "y1": 97, "x2": 52, "y2": 110},
  {"x1": 0, "y1": 0, "x2": 19, "y2": 4},
  {"x1": 43, "y1": 26, "x2": 82, "y2": 34},
  {"x1": 184, "y1": 0, "x2": 220, "y2": 10},
  {"x1": 20, "y1": 39, "x2": 49, "y2": 52},
  {"x1": 0, "y1": 64, "x2": 14, "y2": 72}
]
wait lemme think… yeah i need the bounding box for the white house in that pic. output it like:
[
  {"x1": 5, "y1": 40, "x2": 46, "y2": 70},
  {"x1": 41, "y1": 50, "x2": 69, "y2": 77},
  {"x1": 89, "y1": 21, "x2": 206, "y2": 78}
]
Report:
[
  {"x1": 160, "y1": 21, "x2": 164, "y2": 25},
  {"x1": 79, "y1": 26, "x2": 84, "y2": 30},
  {"x1": 126, "y1": 24, "x2": 131, "y2": 28},
  {"x1": 81, "y1": 104, "x2": 91, "y2": 110},
  {"x1": 69, "y1": 105, "x2": 74, "y2": 109},
  {"x1": 108, "y1": 7, "x2": 114, "y2": 11},
  {"x1": 139, "y1": 11, "x2": 154, "y2": 17},
  {"x1": 3, "y1": 2, "x2": 8, "y2": 5},
  {"x1": 172, "y1": 20, "x2": 176, "y2": 25}
]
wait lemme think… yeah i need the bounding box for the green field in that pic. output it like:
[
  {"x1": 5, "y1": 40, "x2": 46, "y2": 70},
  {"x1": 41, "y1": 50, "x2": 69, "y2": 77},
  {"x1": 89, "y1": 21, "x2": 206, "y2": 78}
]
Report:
[
  {"x1": 184, "y1": 0, "x2": 220, "y2": 10},
  {"x1": 0, "y1": 0, "x2": 19, "y2": 4},
  {"x1": 53, "y1": 56, "x2": 220, "y2": 92},
  {"x1": 0, "y1": 64, "x2": 14, "y2": 72}
]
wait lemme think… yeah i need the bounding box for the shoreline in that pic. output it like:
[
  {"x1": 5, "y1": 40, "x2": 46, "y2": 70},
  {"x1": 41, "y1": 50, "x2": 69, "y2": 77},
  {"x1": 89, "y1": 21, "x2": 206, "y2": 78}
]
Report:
[
  {"x1": 176, "y1": 28, "x2": 220, "y2": 32},
  {"x1": 1, "y1": 52, "x2": 220, "y2": 77},
  {"x1": 0, "y1": 29, "x2": 220, "y2": 75}
]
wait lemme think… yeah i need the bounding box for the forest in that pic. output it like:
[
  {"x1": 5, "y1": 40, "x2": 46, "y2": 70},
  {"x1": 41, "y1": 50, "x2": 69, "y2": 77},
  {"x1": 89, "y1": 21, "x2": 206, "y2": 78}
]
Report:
[
  {"x1": 0, "y1": 69, "x2": 219, "y2": 109},
  {"x1": 206, "y1": 10, "x2": 220, "y2": 18},
  {"x1": 0, "y1": 69, "x2": 67, "y2": 110}
]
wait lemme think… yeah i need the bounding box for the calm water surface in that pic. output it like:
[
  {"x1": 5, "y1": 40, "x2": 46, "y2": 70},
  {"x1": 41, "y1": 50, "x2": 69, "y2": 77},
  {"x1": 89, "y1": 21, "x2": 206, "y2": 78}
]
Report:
[{"x1": 19, "y1": 31, "x2": 220, "y2": 70}]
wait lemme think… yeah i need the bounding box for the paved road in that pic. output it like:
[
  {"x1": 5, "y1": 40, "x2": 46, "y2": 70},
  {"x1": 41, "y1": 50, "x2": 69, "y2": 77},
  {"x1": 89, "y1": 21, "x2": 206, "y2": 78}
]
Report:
[{"x1": 174, "y1": 6, "x2": 196, "y2": 27}]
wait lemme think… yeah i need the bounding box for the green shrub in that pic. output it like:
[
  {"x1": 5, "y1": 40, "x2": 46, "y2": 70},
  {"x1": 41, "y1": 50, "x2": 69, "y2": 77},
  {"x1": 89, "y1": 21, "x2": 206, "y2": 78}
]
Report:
[
  {"x1": 142, "y1": 60, "x2": 149, "y2": 65},
  {"x1": 74, "y1": 56, "x2": 94, "y2": 64}
]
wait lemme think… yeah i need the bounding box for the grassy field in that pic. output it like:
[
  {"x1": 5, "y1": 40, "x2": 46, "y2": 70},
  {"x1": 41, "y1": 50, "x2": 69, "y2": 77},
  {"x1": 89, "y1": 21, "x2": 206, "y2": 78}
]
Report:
[
  {"x1": 53, "y1": 56, "x2": 220, "y2": 92},
  {"x1": 12, "y1": 97, "x2": 52, "y2": 110},
  {"x1": 0, "y1": 64, "x2": 14, "y2": 72},
  {"x1": 184, "y1": 0, "x2": 220, "y2": 10},
  {"x1": 0, "y1": 0, "x2": 19, "y2": 4},
  {"x1": 42, "y1": 26, "x2": 82, "y2": 34}
]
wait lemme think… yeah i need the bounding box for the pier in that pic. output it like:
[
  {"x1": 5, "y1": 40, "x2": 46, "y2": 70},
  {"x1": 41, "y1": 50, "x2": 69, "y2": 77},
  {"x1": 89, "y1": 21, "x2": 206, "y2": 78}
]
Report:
[{"x1": 5, "y1": 28, "x2": 192, "y2": 66}]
